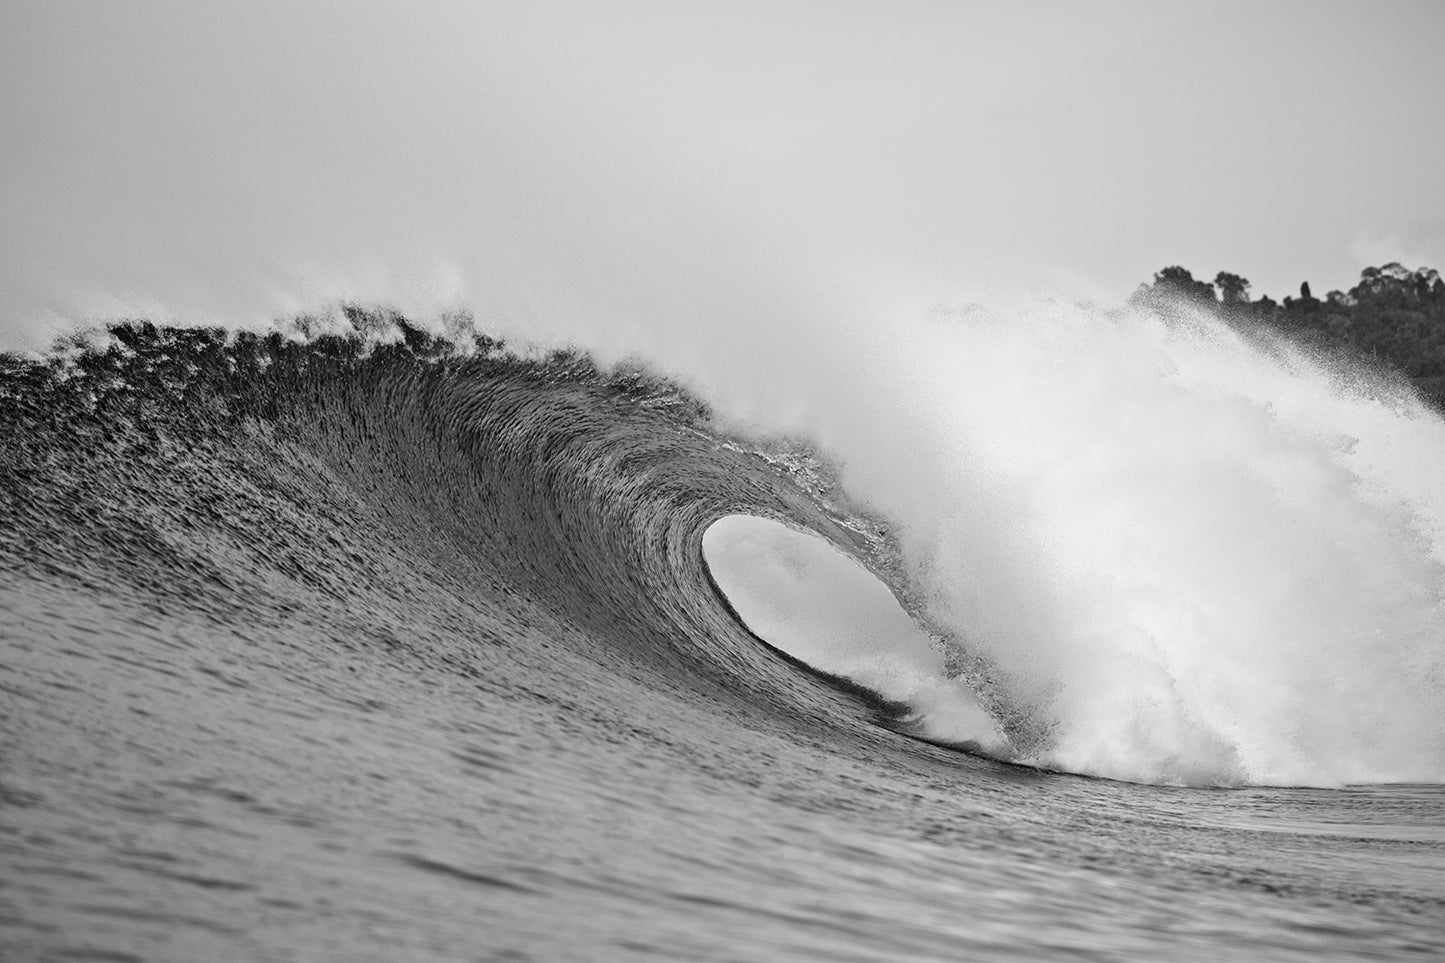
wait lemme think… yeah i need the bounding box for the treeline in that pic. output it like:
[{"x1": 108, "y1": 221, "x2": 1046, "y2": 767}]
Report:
[{"x1": 1132, "y1": 262, "x2": 1445, "y2": 406}]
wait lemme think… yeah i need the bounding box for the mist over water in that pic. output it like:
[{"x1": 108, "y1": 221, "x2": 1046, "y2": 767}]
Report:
[{"x1": 680, "y1": 294, "x2": 1445, "y2": 787}]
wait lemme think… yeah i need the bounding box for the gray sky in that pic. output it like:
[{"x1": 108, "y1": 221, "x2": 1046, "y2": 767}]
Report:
[{"x1": 2, "y1": 0, "x2": 1442, "y2": 349}]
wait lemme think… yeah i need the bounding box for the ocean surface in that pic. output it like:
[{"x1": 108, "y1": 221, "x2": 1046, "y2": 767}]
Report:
[{"x1": 2, "y1": 316, "x2": 1443, "y2": 960}]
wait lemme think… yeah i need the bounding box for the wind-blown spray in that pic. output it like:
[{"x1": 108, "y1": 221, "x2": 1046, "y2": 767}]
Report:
[{"x1": 708, "y1": 297, "x2": 1445, "y2": 786}]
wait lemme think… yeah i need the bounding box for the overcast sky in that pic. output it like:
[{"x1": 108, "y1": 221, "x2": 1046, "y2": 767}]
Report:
[{"x1": 2, "y1": 0, "x2": 1442, "y2": 349}]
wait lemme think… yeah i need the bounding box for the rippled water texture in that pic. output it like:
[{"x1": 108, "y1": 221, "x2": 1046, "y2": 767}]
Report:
[{"x1": 2, "y1": 323, "x2": 1443, "y2": 960}]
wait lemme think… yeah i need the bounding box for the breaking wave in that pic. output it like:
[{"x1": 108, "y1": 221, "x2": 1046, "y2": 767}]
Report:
[{"x1": 3, "y1": 301, "x2": 1444, "y2": 789}]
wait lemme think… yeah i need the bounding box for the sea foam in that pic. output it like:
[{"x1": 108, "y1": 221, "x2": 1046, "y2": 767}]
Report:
[{"x1": 693, "y1": 297, "x2": 1445, "y2": 787}]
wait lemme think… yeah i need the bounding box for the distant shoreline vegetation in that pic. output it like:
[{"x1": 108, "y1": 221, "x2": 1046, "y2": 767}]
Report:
[{"x1": 1132, "y1": 263, "x2": 1445, "y2": 408}]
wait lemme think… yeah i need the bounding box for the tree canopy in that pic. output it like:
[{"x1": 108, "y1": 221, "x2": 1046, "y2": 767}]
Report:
[{"x1": 1133, "y1": 262, "x2": 1445, "y2": 407}]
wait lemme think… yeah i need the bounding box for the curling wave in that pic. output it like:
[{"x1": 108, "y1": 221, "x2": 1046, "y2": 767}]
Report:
[
  {"x1": 0, "y1": 314, "x2": 910, "y2": 751},
  {"x1": 3, "y1": 303, "x2": 1444, "y2": 792}
]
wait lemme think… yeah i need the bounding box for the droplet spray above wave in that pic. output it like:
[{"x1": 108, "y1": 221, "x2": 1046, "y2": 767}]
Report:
[{"x1": 728, "y1": 298, "x2": 1445, "y2": 787}]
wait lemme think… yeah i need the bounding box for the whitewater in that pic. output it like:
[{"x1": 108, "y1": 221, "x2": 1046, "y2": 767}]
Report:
[
  {"x1": 2, "y1": 299, "x2": 1444, "y2": 960},
  {"x1": 754, "y1": 298, "x2": 1445, "y2": 788}
]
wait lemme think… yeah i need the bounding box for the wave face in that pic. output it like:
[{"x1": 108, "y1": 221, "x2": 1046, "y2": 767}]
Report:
[{"x1": 3, "y1": 316, "x2": 1445, "y2": 959}]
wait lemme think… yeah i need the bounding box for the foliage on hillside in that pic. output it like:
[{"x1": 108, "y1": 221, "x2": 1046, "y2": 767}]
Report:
[{"x1": 1132, "y1": 263, "x2": 1445, "y2": 406}]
